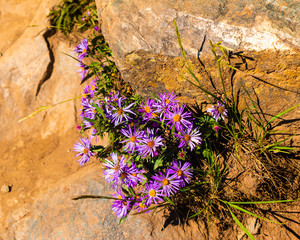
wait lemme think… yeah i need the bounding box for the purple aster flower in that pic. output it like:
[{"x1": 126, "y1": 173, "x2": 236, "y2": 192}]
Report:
[
  {"x1": 175, "y1": 127, "x2": 202, "y2": 151},
  {"x1": 74, "y1": 39, "x2": 88, "y2": 60},
  {"x1": 120, "y1": 125, "x2": 145, "y2": 153},
  {"x1": 89, "y1": 80, "x2": 98, "y2": 97},
  {"x1": 165, "y1": 104, "x2": 193, "y2": 131},
  {"x1": 110, "y1": 99, "x2": 135, "y2": 126},
  {"x1": 131, "y1": 189, "x2": 151, "y2": 213},
  {"x1": 138, "y1": 98, "x2": 159, "y2": 121},
  {"x1": 128, "y1": 164, "x2": 146, "y2": 185},
  {"x1": 77, "y1": 61, "x2": 88, "y2": 80},
  {"x1": 80, "y1": 99, "x2": 98, "y2": 120},
  {"x1": 107, "y1": 91, "x2": 126, "y2": 103},
  {"x1": 137, "y1": 128, "x2": 164, "y2": 158},
  {"x1": 83, "y1": 119, "x2": 94, "y2": 129},
  {"x1": 73, "y1": 136, "x2": 94, "y2": 166},
  {"x1": 142, "y1": 181, "x2": 164, "y2": 206},
  {"x1": 119, "y1": 163, "x2": 146, "y2": 188},
  {"x1": 82, "y1": 120, "x2": 97, "y2": 137},
  {"x1": 133, "y1": 201, "x2": 150, "y2": 213},
  {"x1": 207, "y1": 101, "x2": 228, "y2": 122},
  {"x1": 156, "y1": 92, "x2": 179, "y2": 116},
  {"x1": 94, "y1": 26, "x2": 100, "y2": 32},
  {"x1": 111, "y1": 188, "x2": 131, "y2": 218},
  {"x1": 82, "y1": 85, "x2": 91, "y2": 98},
  {"x1": 168, "y1": 161, "x2": 193, "y2": 187},
  {"x1": 103, "y1": 152, "x2": 127, "y2": 186},
  {"x1": 79, "y1": 97, "x2": 90, "y2": 118},
  {"x1": 83, "y1": 80, "x2": 98, "y2": 98},
  {"x1": 152, "y1": 171, "x2": 180, "y2": 197}
]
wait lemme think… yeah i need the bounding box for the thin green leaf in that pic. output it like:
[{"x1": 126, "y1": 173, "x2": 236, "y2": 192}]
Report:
[
  {"x1": 227, "y1": 206, "x2": 256, "y2": 240},
  {"x1": 228, "y1": 199, "x2": 297, "y2": 204},
  {"x1": 133, "y1": 203, "x2": 169, "y2": 215},
  {"x1": 263, "y1": 135, "x2": 296, "y2": 151},
  {"x1": 72, "y1": 195, "x2": 119, "y2": 201},
  {"x1": 164, "y1": 196, "x2": 175, "y2": 206},
  {"x1": 227, "y1": 203, "x2": 281, "y2": 224},
  {"x1": 265, "y1": 103, "x2": 300, "y2": 129}
]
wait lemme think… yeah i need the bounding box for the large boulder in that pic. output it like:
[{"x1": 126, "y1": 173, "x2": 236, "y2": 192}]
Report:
[
  {"x1": 4, "y1": 163, "x2": 300, "y2": 240},
  {"x1": 4, "y1": 164, "x2": 205, "y2": 240},
  {"x1": 96, "y1": 0, "x2": 299, "y2": 117},
  {"x1": 0, "y1": 0, "x2": 85, "y2": 235}
]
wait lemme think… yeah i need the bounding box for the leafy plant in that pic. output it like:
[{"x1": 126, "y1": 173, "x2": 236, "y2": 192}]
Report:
[
  {"x1": 48, "y1": 0, "x2": 98, "y2": 36},
  {"x1": 21, "y1": 2, "x2": 299, "y2": 239},
  {"x1": 174, "y1": 20, "x2": 299, "y2": 238}
]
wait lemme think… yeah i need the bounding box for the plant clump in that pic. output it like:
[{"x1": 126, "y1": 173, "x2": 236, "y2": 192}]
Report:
[{"x1": 47, "y1": 1, "x2": 299, "y2": 238}]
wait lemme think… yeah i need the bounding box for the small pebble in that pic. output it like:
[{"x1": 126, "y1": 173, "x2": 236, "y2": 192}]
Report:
[{"x1": 1, "y1": 185, "x2": 11, "y2": 193}]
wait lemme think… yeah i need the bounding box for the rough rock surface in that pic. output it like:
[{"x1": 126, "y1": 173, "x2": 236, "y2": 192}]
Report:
[
  {"x1": 4, "y1": 164, "x2": 205, "y2": 240},
  {"x1": 96, "y1": 0, "x2": 299, "y2": 120},
  {"x1": 0, "y1": 0, "x2": 299, "y2": 239},
  {"x1": 0, "y1": 0, "x2": 85, "y2": 236},
  {"x1": 4, "y1": 164, "x2": 300, "y2": 240}
]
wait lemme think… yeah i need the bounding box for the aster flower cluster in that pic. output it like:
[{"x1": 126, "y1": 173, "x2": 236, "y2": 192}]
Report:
[
  {"x1": 114, "y1": 92, "x2": 202, "y2": 155},
  {"x1": 103, "y1": 152, "x2": 193, "y2": 218},
  {"x1": 73, "y1": 88, "x2": 228, "y2": 220}
]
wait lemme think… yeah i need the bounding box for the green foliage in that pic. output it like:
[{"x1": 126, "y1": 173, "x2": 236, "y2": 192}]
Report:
[
  {"x1": 48, "y1": 0, "x2": 98, "y2": 36},
  {"x1": 35, "y1": 2, "x2": 300, "y2": 236},
  {"x1": 174, "y1": 20, "x2": 299, "y2": 238}
]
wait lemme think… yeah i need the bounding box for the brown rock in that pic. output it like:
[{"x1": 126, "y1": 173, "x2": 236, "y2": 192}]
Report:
[
  {"x1": 0, "y1": 0, "x2": 87, "y2": 236},
  {"x1": 96, "y1": 0, "x2": 300, "y2": 143},
  {"x1": 5, "y1": 164, "x2": 204, "y2": 240}
]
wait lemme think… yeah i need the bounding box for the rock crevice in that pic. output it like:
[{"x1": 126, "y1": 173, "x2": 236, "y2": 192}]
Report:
[{"x1": 36, "y1": 28, "x2": 56, "y2": 96}]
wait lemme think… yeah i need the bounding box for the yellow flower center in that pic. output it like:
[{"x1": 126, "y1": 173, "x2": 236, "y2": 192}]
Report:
[
  {"x1": 184, "y1": 135, "x2": 191, "y2": 141},
  {"x1": 114, "y1": 166, "x2": 120, "y2": 172},
  {"x1": 117, "y1": 108, "x2": 123, "y2": 115},
  {"x1": 149, "y1": 189, "x2": 156, "y2": 197},
  {"x1": 83, "y1": 148, "x2": 89, "y2": 154},
  {"x1": 91, "y1": 85, "x2": 95, "y2": 91},
  {"x1": 165, "y1": 99, "x2": 170, "y2": 104},
  {"x1": 177, "y1": 170, "x2": 183, "y2": 176},
  {"x1": 93, "y1": 109, "x2": 97, "y2": 114},
  {"x1": 162, "y1": 179, "x2": 169, "y2": 185},
  {"x1": 118, "y1": 195, "x2": 122, "y2": 200},
  {"x1": 144, "y1": 106, "x2": 151, "y2": 113},
  {"x1": 82, "y1": 48, "x2": 87, "y2": 53},
  {"x1": 139, "y1": 203, "x2": 146, "y2": 209},
  {"x1": 173, "y1": 114, "x2": 181, "y2": 122},
  {"x1": 218, "y1": 106, "x2": 225, "y2": 114},
  {"x1": 147, "y1": 140, "x2": 155, "y2": 148},
  {"x1": 130, "y1": 136, "x2": 137, "y2": 142}
]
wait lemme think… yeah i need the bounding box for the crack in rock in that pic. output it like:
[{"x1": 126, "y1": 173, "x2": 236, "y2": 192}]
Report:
[{"x1": 35, "y1": 28, "x2": 56, "y2": 97}]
